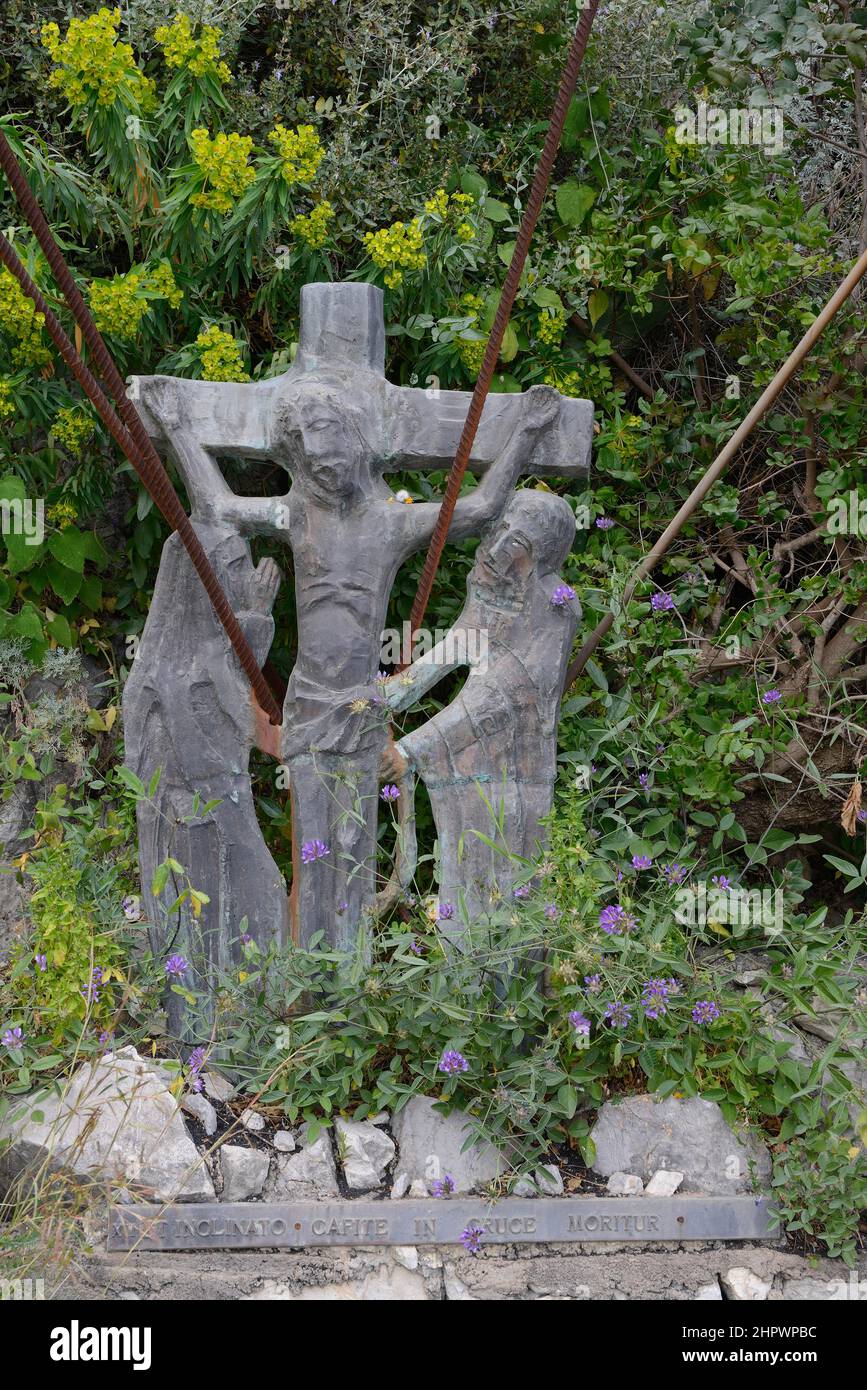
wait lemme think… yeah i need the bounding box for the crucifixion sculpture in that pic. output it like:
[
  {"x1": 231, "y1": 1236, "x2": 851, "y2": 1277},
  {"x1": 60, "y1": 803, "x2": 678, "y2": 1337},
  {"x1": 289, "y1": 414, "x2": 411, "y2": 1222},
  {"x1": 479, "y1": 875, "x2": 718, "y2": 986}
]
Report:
[{"x1": 123, "y1": 282, "x2": 591, "y2": 1034}]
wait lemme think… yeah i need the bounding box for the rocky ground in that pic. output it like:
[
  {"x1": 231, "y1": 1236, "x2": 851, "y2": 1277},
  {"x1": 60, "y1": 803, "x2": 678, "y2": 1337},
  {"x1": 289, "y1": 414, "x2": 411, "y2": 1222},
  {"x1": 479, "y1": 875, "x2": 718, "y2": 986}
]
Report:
[
  {"x1": 2, "y1": 1045, "x2": 864, "y2": 1300},
  {"x1": 0, "y1": 1046, "x2": 774, "y2": 1204}
]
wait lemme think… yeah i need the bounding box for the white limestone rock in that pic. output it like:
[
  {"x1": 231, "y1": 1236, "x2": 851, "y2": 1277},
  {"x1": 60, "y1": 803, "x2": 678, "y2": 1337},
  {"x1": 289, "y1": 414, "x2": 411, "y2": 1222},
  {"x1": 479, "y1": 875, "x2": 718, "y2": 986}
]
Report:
[
  {"x1": 220, "y1": 1144, "x2": 269, "y2": 1201},
  {"x1": 182, "y1": 1092, "x2": 218, "y2": 1136},
  {"x1": 591, "y1": 1094, "x2": 771, "y2": 1194},
  {"x1": 512, "y1": 1164, "x2": 564, "y2": 1197},
  {"x1": 390, "y1": 1096, "x2": 504, "y2": 1194},
  {"x1": 266, "y1": 1131, "x2": 339, "y2": 1200},
  {"x1": 721, "y1": 1267, "x2": 772, "y2": 1301},
  {"x1": 644, "y1": 1169, "x2": 684, "y2": 1197},
  {"x1": 606, "y1": 1171, "x2": 644, "y2": 1196},
  {"x1": 335, "y1": 1117, "x2": 395, "y2": 1192},
  {"x1": 202, "y1": 1070, "x2": 235, "y2": 1103},
  {"x1": 0, "y1": 1046, "x2": 214, "y2": 1201}
]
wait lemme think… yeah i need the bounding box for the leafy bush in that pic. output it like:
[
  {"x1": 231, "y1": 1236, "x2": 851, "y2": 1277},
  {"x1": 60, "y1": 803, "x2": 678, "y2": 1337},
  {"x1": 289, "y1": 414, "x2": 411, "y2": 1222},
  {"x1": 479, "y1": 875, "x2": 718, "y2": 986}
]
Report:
[
  {"x1": 1, "y1": 778, "x2": 136, "y2": 1084},
  {"x1": 0, "y1": 0, "x2": 865, "y2": 1268}
]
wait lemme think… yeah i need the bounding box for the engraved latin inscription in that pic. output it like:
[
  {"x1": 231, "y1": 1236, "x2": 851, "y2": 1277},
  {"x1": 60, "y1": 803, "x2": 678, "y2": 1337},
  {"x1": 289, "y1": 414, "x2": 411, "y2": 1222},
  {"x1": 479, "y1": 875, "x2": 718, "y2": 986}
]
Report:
[
  {"x1": 106, "y1": 1198, "x2": 773, "y2": 1252},
  {"x1": 310, "y1": 1217, "x2": 389, "y2": 1239},
  {"x1": 567, "y1": 1213, "x2": 660, "y2": 1234}
]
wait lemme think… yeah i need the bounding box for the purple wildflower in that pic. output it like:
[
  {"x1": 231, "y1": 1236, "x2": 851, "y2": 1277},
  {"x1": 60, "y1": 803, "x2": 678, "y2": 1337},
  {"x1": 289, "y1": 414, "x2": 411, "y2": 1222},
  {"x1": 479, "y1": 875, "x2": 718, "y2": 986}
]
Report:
[
  {"x1": 35, "y1": 953, "x2": 47, "y2": 972},
  {"x1": 632, "y1": 854, "x2": 652, "y2": 870},
  {"x1": 543, "y1": 902, "x2": 559, "y2": 920},
  {"x1": 584, "y1": 973, "x2": 602, "y2": 993},
  {"x1": 98, "y1": 1029, "x2": 114, "y2": 1048},
  {"x1": 460, "y1": 1222, "x2": 485, "y2": 1254},
  {"x1": 437, "y1": 902, "x2": 455, "y2": 921},
  {"x1": 711, "y1": 874, "x2": 731, "y2": 890},
  {"x1": 762, "y1": 689, "x2": 782, "y2": 704},
  {"x1": 438, "y1": 1049, "x2": 469, "y2": 1075},
  {"x1": 598, "y1": 904, "x2": 636, "y2": 935},
  {"x1": 550, "y1": 583, "x2": 577, "y2": 608},
  {"x1": 638, "y1": 772, "x2": 649, "y2": 789},
  {"x1": 663, "y1": 863, "x2": 686, "y2": 885},
  {"x1": 651, "y1": 591, "x2": 675, "y2": 612},
  {"x1": 165, "y1": 954, "x2": 189, "y2": 978},
  {"x1": 568, "y1": 1010, "x2": 591, "y2": 1035},
  {"x1": 81, "y1": 965, "x2": 105, "y2": 1005},
  {"x1": 2, "y1": 1025, "x2": 24, "y2": 1049},
  {"x1": 595, "y1": 517, "x2": 615, "y2": 530},
  {"x1": 380, "y1": 784, "x2": 401, "y2": 802},
  {"x1": 187, "y1": 1046, "x2": 206, "y2": 1093},
  {"x1": 513, "y1": 884, "x2": 531, "y2": 899},
  {"x1": 301, "y1": 838, "x2": 330, "y2": 863},
  {"x1": 336, "y1": 900, "x2": 348, "y2": 914},
  {"x1": 692, "y1": 999, "x2": 721, "y2": 1025},
  {"x1": 603, "y1": 1000, "x2": 632, "y2": 1029},
  {"x1": 432, "y1": 1174, "x2": 456, "y2": 1197},
  {"x1": 408, "y1": 936, "x2": 423, "y2": 956},
  {"x1": 641, "y1": 978, "x2": 671, "y2": 1019}
]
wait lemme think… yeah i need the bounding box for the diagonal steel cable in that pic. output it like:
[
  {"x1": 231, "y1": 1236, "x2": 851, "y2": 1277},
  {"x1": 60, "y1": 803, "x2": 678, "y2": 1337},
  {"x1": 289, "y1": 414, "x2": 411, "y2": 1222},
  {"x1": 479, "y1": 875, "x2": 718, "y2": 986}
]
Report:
[{"x1": 0, "y1": 133, "x2": 282, "y2": 724}]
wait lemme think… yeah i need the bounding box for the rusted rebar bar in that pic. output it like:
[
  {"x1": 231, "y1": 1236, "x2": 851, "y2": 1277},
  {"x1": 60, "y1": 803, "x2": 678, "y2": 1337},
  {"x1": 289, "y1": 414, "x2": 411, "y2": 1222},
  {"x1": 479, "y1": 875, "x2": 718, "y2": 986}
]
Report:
[
  {"x1": 404, "y1": 1, "x2": 600, "y2": 659},
  {"x1": 0, "y1": 231, "x2": 282, "y2": 723},
  {"x1": 0, "y1": 133, "x2": 282, "y2": 724}
]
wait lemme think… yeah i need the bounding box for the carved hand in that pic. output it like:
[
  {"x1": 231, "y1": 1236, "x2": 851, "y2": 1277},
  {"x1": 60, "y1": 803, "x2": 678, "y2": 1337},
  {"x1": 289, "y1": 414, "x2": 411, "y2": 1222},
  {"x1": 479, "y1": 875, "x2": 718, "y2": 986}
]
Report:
[
  {"x1": 131, "y1": 374, "x2": 184, "y2": 431},
  {"x1": 250, "y1": 556, "x2": 281, "y2": 613},
  {"x1": 379, "y1": 737, "x2": 409, "y2": 782},
  {"x1": 521, "y1": 383, "x2": 560, "y2": 435}
]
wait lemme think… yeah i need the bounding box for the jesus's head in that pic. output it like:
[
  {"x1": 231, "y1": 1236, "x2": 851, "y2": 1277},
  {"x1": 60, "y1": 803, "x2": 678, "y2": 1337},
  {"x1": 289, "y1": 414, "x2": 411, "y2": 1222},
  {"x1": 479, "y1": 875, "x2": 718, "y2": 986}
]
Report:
[{"x1": 270, "y1": 377, "x2": 381, "y2": 504}]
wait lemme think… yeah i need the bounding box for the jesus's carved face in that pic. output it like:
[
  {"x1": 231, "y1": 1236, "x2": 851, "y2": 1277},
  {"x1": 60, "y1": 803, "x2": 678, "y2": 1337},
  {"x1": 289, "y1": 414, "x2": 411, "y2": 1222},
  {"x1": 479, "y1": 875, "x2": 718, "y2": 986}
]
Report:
[{"x1": 272, "y1": 382, "x2": 374, "y2": 502}]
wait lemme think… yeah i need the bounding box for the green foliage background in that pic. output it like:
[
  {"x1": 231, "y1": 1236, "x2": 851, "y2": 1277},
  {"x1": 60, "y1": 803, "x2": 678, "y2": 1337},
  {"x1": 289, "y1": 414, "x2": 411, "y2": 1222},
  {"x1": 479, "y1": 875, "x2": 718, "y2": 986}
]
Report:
[{"x1": 1, "y1": 0, "x2": 866, "y2": 1266}]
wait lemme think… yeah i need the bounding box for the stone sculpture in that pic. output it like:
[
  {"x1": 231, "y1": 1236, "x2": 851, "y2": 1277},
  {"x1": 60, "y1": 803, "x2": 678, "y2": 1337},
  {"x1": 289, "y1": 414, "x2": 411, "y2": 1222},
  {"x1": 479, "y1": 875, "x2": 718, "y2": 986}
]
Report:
[
  {"x1": 384, "y1": 491, "x2": 580, "y2": 928},
  {"x1": 123, "y1": 515, "x2": 289, "y2": 1037},
  {"x1": 124, "y1": 282, "x2": 591, "y2": 1016}
]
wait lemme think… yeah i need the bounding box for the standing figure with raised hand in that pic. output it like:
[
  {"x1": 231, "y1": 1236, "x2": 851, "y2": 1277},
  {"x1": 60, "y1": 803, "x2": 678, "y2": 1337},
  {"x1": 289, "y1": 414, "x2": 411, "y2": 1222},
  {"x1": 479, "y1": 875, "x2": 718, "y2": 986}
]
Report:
[{"x1": 385, "y1": 489, "x2": 579, "y2": 933}]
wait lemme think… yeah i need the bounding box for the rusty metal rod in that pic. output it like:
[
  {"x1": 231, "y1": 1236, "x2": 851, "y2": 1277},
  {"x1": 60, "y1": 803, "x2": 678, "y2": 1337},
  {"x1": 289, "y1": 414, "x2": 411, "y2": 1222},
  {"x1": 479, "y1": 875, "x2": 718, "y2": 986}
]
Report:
[
  {"x1": 404, "y1": 1, "x2": 600, "y2": 659},
  {"x1": 565, "y1": 244, "x2": 867, "y2": 687},
  {"x1": 0, "y1": 132, "x2": 282, "y2": 724},
  {"x1": 0, "y1": 233, "x2": 283, "y2": 724}
]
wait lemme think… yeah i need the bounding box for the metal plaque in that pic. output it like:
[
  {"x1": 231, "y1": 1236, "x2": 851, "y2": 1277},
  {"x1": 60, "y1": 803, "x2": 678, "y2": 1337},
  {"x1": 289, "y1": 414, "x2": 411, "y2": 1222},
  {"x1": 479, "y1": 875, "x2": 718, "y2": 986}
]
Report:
[{"x1": 107, "y1": 1195, "x2": 776, "y2": 1252}]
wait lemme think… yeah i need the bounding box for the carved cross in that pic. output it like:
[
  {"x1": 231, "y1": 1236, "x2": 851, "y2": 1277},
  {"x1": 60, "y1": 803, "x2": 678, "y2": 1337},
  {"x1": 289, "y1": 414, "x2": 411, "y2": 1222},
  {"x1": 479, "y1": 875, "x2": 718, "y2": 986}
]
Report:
[{"x1": 129, "y1": 282, "x2": 592, "y2": 489}]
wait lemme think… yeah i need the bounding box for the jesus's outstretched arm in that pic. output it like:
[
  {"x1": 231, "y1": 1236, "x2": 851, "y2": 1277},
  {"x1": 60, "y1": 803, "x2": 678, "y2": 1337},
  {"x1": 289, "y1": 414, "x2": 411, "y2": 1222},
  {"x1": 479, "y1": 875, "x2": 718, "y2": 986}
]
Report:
[
  {"x1": 133, "y1": 375, "x2": 291, "y2": 538},
  {"x1": 395, "y1": 384, "x2": 561, "y2": 553}
]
